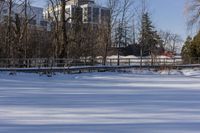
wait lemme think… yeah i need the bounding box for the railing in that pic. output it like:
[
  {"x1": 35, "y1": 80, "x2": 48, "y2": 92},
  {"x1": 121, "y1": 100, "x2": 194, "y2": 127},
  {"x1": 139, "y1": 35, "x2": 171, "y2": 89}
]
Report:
[{"x1": 0, "y1": 57, "x2": 199, "y2": 69}]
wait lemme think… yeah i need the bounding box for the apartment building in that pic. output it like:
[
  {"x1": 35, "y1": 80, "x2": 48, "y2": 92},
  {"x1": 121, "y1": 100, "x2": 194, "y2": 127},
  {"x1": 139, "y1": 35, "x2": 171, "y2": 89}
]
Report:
[
  {"x1": 44, "y1": 0, "x2": 110, "y2": 25},
  {"x1": 0, "y1": 0, "x2": 110, "y2": 30},
  {"x1": 0, "y1": 0, "x2": 49, "y2": 30}
]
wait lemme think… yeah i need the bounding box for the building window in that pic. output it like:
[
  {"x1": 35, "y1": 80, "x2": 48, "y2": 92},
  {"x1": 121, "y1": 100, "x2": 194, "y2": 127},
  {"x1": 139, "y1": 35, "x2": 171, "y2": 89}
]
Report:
[
  {"x1": 29, "y1": 19, "x2": 36, "y2": 25},
  {"x1": 71, "y1": 7, "x2": 75, "y2": 17},
  {"x1": 93, "y1": 8, "x2": 99, "y2": 23},
  {"x1": 40, "y1": 21, "x2": 48, "y2": 26},
  {"x1": 2, "y1": 9, "x2": 7, "y2": 14},
  {"x1": 101, "y1": 9, "x2": 110, "y2": 23},
  {"x1": 66, "y1": 8, "x2": 70, "y2": 15},
  {"x1": 88, "y1": 7, "x2": 92, "y2": 22},
  {"x1": 72, "y1": 7, "x2": 82, "y2": 22}
]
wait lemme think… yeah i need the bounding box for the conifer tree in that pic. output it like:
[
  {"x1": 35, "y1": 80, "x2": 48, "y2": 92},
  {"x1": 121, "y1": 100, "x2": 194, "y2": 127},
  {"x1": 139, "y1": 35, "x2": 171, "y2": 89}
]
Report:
[
  {"x1": 182, "y1": 36, "x2": 192, "y2": 61},
  {"x1": 182, "y1": 33, "x2": 200, "y2": 63},
  {"x1": 138, "y1": 12, "x2": 162, "y2": 66},
  {"x1": 190, "y1": 32, "x2": 200, "y2": 58}
]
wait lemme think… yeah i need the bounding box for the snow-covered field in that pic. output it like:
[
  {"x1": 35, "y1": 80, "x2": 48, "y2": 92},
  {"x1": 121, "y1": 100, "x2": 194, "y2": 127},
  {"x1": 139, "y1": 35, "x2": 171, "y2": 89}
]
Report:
[{"x1": 0, "y1": 69, "x2": 200, "y2": 133}]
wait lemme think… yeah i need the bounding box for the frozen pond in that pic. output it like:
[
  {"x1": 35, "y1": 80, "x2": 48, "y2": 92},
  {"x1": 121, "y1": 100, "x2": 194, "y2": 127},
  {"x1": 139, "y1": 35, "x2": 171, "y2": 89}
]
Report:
[{"x1": 0, "y1": 71, "x2": 200, "y2": 133}]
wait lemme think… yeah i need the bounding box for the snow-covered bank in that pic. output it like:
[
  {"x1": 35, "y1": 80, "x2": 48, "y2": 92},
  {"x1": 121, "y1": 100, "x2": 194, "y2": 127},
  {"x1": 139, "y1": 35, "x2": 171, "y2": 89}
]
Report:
[
  {"x1": 119, "y1": 68, "x2": 200, "y2": 78},
  {"x1": 0, "y1": 70, "x2": 200, "y2": 133},
  {"x1": 158, "y1": 68, "x2": 200, "y2": 78}
]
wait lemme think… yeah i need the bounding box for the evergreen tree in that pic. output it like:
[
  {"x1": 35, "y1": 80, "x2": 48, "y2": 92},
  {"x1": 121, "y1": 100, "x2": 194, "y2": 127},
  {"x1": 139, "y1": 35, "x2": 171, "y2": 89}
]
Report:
[
  {"x1": 138, "y1": 12, "x2": 163, "y2": 65},
  {"x1": 138, "y1": 12, "x2": 157, "y2": 56},
  {"x1": 182, "y1": 33, "x2": 200, "y2": 63},
  {"x1": 190, "y1": 32, "x2": 200, "y2": 58},
  {"x1": 181, "y1": 36, "x2": 192, "y2": 60}
]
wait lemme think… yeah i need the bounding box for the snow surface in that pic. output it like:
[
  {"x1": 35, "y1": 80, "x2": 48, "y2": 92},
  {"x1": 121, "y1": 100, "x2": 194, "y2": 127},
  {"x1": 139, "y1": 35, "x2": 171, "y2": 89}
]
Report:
[{"x1": 0, "y1": 69, "x2": 200, "y2": 133}]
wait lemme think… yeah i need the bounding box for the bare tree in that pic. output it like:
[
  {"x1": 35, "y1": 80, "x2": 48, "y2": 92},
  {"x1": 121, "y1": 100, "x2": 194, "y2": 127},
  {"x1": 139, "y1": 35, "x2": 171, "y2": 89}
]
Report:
[
  {"x1": 0, "y1": 1, "x2": 4, "y2": 58},
  {"x1": 117, "y1": 0, "x2": 133, "y2": 65},
  {"x1": 47, "y1": 0, "x2": 60, "y2": 58},
  {"x1": 100, "y1": 0, "x2": 121, "y2": 65},
  {"x1": 106, "y1": 0, "x2": 121, "y2": 28},
  {"x1": 6, "y1": 0, "x2": 16, "y2": 59},
  {"x1": 111, "y1": 0, "x2": 133, "y2": 65},
  {"x1": 170, "y1": 34, "x2": 183, "y2": 54},
  {"x1": 13, "y1": 0, "x2": 36, "y2": 58},
  {"x1": 159, "y1": 31, "x2": 171, "y2": 49},
  {"x1": 0, "y1": 0, "x2": 38, "y2": 59},
  {"x1": 47, "y1": 0, "x2": 70, "y2": 58},
  {"x1": 185, "y1": 0, "x2": 200, "y2": 29},
  {"x1": 60, "y1": 0, "x2": 68, "y2": 58},
  {"x1": 160, "y1": 31, "x2": 183, "y2": 54},
  {"x1": 0, "y1": 0, "x2": 5, "y2": 21}
]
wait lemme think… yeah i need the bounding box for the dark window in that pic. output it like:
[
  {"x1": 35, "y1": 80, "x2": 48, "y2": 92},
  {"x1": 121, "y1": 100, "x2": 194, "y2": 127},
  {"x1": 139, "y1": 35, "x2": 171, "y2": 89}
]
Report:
[
  {"x1": 29, "y1": 19, "x2": 36, "y2": 25},
  {"x1": 72, "y1": 7, "x2": 82, "y2": 22},
  {"x1": 71, "y1": 7, "x2": 75, "y2": 17},
  {"x1": 88, "y1": 7, "x2": 92, "y2": 22},
  {"x1": 40, "y1": 21, "x2": 47, "y2": 26},
  {"x1": 66, "y1": 8, "x2": 70, "y2": 16},
  {"x1": 2, "y1": 9, "x2": 7, "y2": 14},
  {"x1": 101, "y1": 9, "x2": 110, "y2": 23},
  {"x1": 93, "y1": 8, "x2": 99, "y2": 23}
]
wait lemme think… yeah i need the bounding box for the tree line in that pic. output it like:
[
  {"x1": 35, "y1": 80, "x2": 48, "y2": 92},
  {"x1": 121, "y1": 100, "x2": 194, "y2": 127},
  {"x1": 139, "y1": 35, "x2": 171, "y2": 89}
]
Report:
[{"x1": 0, "y1": 0, "x2": 183, "y2": 63}]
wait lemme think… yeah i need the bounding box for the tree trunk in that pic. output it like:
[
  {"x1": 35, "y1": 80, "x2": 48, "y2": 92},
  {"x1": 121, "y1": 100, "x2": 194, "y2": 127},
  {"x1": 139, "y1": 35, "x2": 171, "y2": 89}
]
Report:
[
  {"x1": 60, "y1": 0, "x2": 68, "y2": 58},
  {"x1": 140, "y1": 47, "x2": 143, "y2": 69}
]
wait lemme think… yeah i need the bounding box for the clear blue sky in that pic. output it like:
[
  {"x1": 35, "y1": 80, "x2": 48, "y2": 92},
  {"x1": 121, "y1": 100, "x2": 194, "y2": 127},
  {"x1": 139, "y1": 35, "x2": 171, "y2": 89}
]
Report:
[
  {"x1": 149, "y1": 0, "x2": 187, "y2": 40},
  {"x1": 33, "y1": 0, "x2": 188, "y2": 40}
]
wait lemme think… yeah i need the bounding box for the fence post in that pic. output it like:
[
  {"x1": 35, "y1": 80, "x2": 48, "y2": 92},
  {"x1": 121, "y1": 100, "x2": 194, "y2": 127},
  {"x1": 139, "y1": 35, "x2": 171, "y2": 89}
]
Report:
[
  {"x1": 198, "y1": 57, "x2": 200, "y2": 64},
  {"x1": 164, "y1": 58, "x2": 166, "y2": 68},
  {"x1": 84, "y1": 58, "x2": 86, "y2": 66},
  {"x1": 173, "y1": 58, "x2": 176, "y2": 66},
  {"x1": 26, "y1": 59, "x2": 28, "y2": 68},
  {"x1": 38, "y1": 59, "x2": 41, "y2": 69},
  {"x1": 190, "y1": 58, "x2": 192, "y2": 64}
]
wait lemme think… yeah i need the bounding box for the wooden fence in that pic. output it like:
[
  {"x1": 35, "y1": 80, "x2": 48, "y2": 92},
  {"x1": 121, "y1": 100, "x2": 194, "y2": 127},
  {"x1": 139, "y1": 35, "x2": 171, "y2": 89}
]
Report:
[{"x1": 0, "y1": 57, "x2": 199, "y2": 72}]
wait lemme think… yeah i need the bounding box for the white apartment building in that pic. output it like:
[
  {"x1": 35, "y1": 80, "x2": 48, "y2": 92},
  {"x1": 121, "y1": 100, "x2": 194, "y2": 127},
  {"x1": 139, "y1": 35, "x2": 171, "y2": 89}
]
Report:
[
  {"x1": 0, "y1": 0, "x2": 110, "y2": 30},
  {"x1": 44, "y1": 0, "x2": 110, "y2": 24}
]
